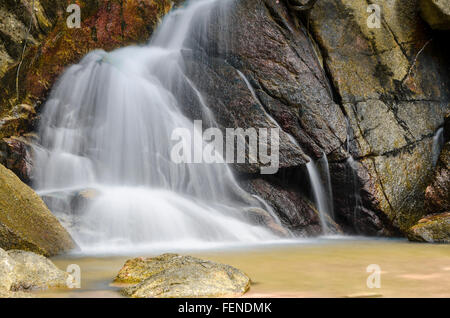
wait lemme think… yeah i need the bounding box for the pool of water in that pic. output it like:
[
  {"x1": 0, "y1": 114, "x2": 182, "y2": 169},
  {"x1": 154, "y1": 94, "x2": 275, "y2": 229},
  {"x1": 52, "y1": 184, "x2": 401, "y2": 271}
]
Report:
[{"x1": 37, "y1": 238, "x2": 450, "y2": 298}]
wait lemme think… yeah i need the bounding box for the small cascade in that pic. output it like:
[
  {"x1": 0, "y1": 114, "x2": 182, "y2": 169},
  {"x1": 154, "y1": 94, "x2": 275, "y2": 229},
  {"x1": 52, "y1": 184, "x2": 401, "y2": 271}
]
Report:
[
  {"x1": 236, "y1": 67, "x2": 336, "y2": 234},
  {"x1": 306, "y1": 153, "x2": 334, "y2": 234},
  {"x1": 432, "y1": 127, "x2": 444, "y2": 166}
]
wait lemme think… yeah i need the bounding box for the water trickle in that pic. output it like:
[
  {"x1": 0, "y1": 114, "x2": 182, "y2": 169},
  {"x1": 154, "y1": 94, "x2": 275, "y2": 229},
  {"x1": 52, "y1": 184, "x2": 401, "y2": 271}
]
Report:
[
  {"x1": 306, "y1": 154, "x2": 334, "y2": 234},
  {"x1": 432, "y1": 127, "x2": 444, "y2": 167},
  {"x1": 346, "y1": 156, "x2": 363, "y2": 233},
  {"x1": 32, "y1": 0, "x2": 285, "y2": 254}
]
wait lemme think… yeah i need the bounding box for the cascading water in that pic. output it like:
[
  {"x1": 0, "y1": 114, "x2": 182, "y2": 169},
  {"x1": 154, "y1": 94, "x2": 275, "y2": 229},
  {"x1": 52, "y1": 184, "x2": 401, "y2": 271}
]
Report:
[
  {"x1": 306, "y1": 156, "x2": 334, "y2": 234},
  {"x1": 32, "y1": 0, "x2": 287, "y2": 254},
  {"x1": 432, "y1": 127, "x2": 444, "y2": 167}
]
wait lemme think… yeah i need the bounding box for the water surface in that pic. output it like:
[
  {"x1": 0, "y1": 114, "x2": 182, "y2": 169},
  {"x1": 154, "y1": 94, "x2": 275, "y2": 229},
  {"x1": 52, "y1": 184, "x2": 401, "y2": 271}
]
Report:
[{"x1": 38, "y1": 238, "x2": 450, "y2": 298}]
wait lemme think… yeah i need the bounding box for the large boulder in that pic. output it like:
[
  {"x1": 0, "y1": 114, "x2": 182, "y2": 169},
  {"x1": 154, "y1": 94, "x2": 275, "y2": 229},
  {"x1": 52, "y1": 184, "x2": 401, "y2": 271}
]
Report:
[
  {"x1": 116, "y1": 254, "x2": 251, "y2": 298},
  {"x1": 0, "y1": 164, "x2": 75, "y2": 256},
  {"x1": 420, "y1": 0, "x2": 450, "y2": 30},
  {"x1": 408, "y1": 212, "x2": 450, "y2": 243},
  {"x1": 0, "y1": 248, "x2": 68, "y2": 297}
]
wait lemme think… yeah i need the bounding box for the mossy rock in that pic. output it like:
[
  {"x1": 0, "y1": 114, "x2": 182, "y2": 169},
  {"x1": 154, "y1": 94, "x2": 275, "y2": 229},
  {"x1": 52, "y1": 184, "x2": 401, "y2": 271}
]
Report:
[
  {"x1": 116, "y1": 254, "x2": 251, "y2": 298},
  {"x1": 0, "y1": 164, "x2": 75, "y2": 256},
  {"x1": 408, "y1": 212, "x2": 450, "y2": 243}
]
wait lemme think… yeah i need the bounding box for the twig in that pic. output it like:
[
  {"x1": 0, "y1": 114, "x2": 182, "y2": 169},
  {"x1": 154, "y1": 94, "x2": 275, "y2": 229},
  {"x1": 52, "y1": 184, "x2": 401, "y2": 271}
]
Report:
[
  {"x1": 402, "y1": 38, "x2": 432, "y2": 86},
  {"x1": 16, "y1": 0, "x2": 35, "y2": 102}
]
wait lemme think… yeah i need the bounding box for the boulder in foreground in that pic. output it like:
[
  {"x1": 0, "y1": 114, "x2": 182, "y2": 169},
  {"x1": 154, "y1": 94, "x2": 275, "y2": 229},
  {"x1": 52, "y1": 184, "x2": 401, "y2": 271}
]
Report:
[
  {"x1": 0, "y1": 164, "x2": 75, "y2": 256},
  {"x1": 116, "y1": 254, "x2": 251, "y2": 298},
  {"x1": 0, "y1": 248, "x2": 69, "y2": 297},
  {"x1": 408, "y1": 212, "x2": 450, "y2": 243}
]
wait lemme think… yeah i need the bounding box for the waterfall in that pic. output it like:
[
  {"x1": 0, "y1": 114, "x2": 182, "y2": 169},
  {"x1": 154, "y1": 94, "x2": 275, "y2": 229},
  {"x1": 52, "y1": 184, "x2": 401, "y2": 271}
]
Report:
[
  {"x1": 32, "y1": 0, "x2": 287, "y2": 253},
  {"x1": 432, "y1": 127, "x2": 444, "y2": 167},
  {"x1": 306, "y1": 155, "x2": 334, "y2": 234}
]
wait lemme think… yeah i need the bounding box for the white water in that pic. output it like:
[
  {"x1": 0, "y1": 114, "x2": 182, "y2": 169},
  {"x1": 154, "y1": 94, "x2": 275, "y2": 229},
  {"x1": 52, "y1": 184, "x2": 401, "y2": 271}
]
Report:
[
  {"x1": 432, "y1": 127, "x2": 444, "y2": 167},
  {"x1": 306, "y1": 157, "x2": 334, "y2": 234},
  {"x1": 32, "y1": 0, "x2": 289, "y2": 254}
]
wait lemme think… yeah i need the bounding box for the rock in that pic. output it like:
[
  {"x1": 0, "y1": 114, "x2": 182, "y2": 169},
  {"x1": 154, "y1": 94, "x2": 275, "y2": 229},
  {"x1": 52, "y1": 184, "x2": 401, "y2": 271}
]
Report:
[
  {"x1": 408, "y1": 212, "x2": 450, "y2": 243},
  {"x1": 420, "y1": 0, "x2": 450, "y2": 30},
  {"x1": 0, "y1": 248, "x2": 68, "y2": 296},
  {"x1": 0, "y1": 134, "x2": 35, "y2": 183},
  {"x1": 308, "y1": 0, "x2": 450, "y2": 234},
  {"x1": 425, "y1": 142, "x2": 450, "y2": 213},
  {"x1": 7, "y1": 250, "x2": 69, "y2": 291},
  {"x1": 0, "y1": 164, "x2": 75, "y2": 256},
  {"x1": 242, "y1": 177, "x2": 333, "y2": 236},
  {"x1": 116, "y1": 254, "x2": 251, "y2": 298},
  {"x1": 0, "y1": 248, "x2": 15, "y2": 291},
  {"x1": 243, "y1": 207, "x2": 291, "y2": 237}
]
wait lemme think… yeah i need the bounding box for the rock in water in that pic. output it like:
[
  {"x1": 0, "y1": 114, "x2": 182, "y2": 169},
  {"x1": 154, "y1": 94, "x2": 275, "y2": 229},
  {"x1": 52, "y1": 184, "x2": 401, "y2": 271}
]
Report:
[
  {"x1": 0, "y1": 164, "x2": 75, "y2": 256},
  {"x1": 0, "y1": 248, "x2": 68, "y2": 297},
  {"x1": 116, "y1": 254, "x2": 251, "y2": 298},
  {"x1": 420, "y1": 0, "x2": 450, "y2": 30},
  {"x1": 408, "y1": 212, "x2": 450, "y2": 243}
]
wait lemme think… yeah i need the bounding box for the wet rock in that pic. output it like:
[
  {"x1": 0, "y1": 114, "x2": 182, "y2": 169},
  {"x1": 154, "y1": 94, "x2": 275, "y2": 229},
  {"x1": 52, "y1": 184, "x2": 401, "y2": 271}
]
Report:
[
  {"x1": 420, "y1": 0, "x2": 450, "y2": 30},
  {"x1": 243, "y1": 176, "x2": 329, "y2": 236},
  {"x1": 243, "y1": 207, "x2": 290, "y2": 237},
  {"x1": 408, "y1": 212, "x2": 450, "y2": 243},
  {"x1": 0, "y1": 164, "x2": 75, "y2": 256},
  {"x1": 425, "y1": 142, "x2": 450, "y2": 213},
  {"x1": 0, "y1": 248, "x2": 68, "y2": 296},
  {"x1": 116, "y1": 254, "x2": 251, "y2": 298},
  {"x1": 309, "y1": 0, "x2": 450, "y2": 234}
]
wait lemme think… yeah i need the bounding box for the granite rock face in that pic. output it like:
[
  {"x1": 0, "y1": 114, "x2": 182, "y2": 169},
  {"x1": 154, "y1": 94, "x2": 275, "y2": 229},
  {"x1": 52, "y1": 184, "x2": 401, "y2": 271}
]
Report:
[{"x1": 307, "y1": 0, "x2": 450, "y2": 233}]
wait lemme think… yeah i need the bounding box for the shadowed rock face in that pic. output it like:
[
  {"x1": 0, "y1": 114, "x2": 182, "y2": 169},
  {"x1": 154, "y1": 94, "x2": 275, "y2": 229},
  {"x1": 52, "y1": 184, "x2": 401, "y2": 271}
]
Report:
[
  {"x1": 116, "y1": 254, "x2": 251, "y2": 298},
  {"x1": 425, "y1": 142, "x2": 450, "y2": 214}
]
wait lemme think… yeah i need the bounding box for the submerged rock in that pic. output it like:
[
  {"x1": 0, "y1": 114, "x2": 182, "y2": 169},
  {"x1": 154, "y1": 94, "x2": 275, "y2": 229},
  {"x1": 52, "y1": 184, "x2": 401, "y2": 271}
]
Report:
[
  {"x1": 420, "y1": 0, "x2": 450, "y2": 30},
  {"x1": 0, "y1": 164, "x2": 75, "y2": 256},
  {"x1": 408, "y1": 212, "x2": 450, "y2": 243},
  {"x1": 0, "y1": 248, "x2": 68, "y2": 297},
  {"x1": 116, "y1": 254, "x2": 251, "y2": 298}
]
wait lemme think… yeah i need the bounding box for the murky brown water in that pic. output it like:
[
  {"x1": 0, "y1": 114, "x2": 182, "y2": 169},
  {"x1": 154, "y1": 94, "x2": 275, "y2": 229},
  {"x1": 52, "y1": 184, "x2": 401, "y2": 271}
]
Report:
[{"x1": 37, "y1": 238, "x2": 450, "y2": 298}]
